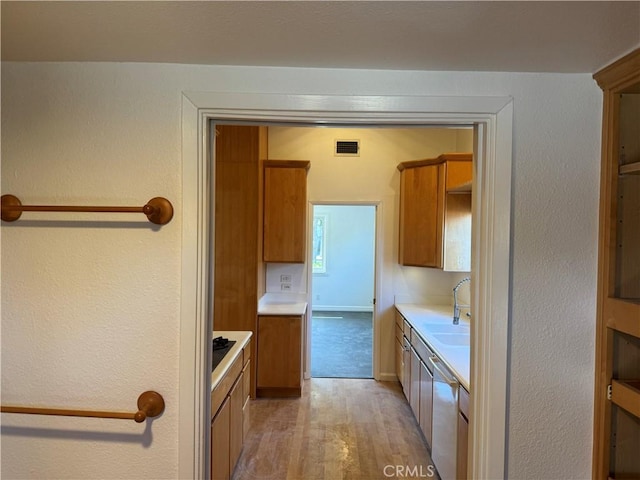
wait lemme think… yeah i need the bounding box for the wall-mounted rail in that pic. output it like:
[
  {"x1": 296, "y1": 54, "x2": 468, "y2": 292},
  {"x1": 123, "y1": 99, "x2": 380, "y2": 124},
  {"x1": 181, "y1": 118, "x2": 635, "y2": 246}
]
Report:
[
  {"x1": 1, "y1": 195, "x2": 173, "y2": 225},
  {"x1": 1, "y1": 391, "x2": 165, "y2": 423}
]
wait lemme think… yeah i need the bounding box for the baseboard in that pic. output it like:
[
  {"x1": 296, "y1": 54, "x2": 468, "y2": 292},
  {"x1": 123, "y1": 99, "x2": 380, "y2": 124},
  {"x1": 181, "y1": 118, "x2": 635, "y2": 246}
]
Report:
[
  {"x1": 378, "y1": 372, "x2": 400, "y2": 383},
  {"x1": 311, "y1": 305, "x2": 373, "y2": 313}
]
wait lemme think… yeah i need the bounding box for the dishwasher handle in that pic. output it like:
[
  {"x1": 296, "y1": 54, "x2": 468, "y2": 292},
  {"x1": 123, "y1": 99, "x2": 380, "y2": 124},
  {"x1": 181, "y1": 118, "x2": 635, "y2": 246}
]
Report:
[{"x1": 428, "y1": 356, "x2": 459, "y2": 387}]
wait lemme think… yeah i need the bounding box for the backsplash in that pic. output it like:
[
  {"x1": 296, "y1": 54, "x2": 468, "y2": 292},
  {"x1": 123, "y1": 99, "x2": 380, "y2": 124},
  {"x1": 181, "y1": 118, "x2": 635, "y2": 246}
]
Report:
[{"x1": 265, "y1": 263, "x2": 307, "y2": 293}]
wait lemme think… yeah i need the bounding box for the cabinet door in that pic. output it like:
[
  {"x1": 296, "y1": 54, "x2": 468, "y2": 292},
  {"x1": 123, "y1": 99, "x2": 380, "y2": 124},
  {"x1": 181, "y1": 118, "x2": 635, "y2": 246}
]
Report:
[
  {"x1": 398, "y1": 164, "x2": 444, "y2": 267},
  {"x1": 409, "y1": 347, "x2": 421, "y2": 421},
  {"x1": 419, "y1": 359, "x2": 434, "y2": 447},
  {"x1": 242, "y1": 359, "x2": 251, "y2": 440},
  {"x1": 229, "y1": 375, "x2": 244, "y2": 474},
  {"x1": 211, "y1": 397, "x2": 230, "y2": 480},
  {"x1": 443, "y1": 193, "x2": 472, "y2": 272},
  {"x1": 263, "y1": 162, "x2": 309, "y2": 263},
  {"x1": 395, "y1": 330, "x2": 404, "y2": 386},
  {"x1": 257, "y1": 315, "x2": 302, "y2": 394},
  {"x1": 457, "y1": 411, "x2": 469, "y2": 480},
  {"x1": 402, "y1": 336, "x2": 411, "y2": 399}
]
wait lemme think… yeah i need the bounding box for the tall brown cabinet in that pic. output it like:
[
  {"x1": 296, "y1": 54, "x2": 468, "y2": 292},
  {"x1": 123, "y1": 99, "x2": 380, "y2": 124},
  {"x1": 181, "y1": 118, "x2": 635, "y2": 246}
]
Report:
[
  {"x1": 592, "y1": 48, "x2": 640, "y2": 479},
  {"x1": 214, "y1": 125, "x2": 267, "y2": 398}
]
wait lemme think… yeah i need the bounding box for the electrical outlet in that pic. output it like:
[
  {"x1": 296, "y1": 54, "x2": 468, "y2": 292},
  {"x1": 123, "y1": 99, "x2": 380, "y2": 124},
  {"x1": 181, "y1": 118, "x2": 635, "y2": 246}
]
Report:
[
  {"x1": 281, "y1": 283, "x2": 292, "y2": 291},
  {"x1": 280, "y1": 274, "x2": 292, "y2": 283}
]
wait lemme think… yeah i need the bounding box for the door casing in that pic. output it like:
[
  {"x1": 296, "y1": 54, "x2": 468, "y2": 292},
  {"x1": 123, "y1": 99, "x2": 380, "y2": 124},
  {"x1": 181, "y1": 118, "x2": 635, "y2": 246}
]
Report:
[{"x1": 180, "y1": 92, "x2": 513, "y2": 479}]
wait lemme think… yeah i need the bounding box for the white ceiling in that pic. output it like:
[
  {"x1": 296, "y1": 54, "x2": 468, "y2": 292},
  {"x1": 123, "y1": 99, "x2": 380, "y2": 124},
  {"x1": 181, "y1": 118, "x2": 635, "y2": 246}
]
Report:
[{"x1": 2, "y1": 1, "x2": 639, "y2": 73}]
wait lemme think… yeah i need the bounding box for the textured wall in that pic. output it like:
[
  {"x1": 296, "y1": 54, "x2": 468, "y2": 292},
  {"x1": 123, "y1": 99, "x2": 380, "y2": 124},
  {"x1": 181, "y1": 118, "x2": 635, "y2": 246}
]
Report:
[{"x1": 2, "y1": 62, "x2": 601, "y2": 478}]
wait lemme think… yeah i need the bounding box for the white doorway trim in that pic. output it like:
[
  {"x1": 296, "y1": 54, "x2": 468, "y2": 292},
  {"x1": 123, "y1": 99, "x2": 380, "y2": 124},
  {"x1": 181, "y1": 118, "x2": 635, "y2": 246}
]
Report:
[{"x1": 180, "y1": 92, "x2": 513, "y2": 480}]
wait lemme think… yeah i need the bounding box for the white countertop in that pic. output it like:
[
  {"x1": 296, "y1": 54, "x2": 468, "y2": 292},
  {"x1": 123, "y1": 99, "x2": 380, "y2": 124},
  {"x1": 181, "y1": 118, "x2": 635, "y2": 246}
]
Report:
[
  {"x1": 211, "y1": 331, "x2": 252, "y2": 391},
  {"x1": 257, "y1": 293, "x2": 308, "y2": 316},
  {"x1": 395, "y1": 303, "x2": 471, "y2": 391}
]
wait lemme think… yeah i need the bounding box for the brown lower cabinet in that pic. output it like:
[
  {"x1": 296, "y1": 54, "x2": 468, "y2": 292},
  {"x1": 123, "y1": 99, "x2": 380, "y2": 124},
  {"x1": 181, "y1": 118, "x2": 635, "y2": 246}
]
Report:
[
  {"x1": 211, "y1": 398, "x2": 231, "y2": 480},
  {"x1": 256, "y1": 314, "x2": 304, "y2": 397},
  {"x1": 457, "y1": 386, "x2": 470, "y2": 480},
  {"x1": 211, "y1": 340, "x2": 251, "y2": 480}
]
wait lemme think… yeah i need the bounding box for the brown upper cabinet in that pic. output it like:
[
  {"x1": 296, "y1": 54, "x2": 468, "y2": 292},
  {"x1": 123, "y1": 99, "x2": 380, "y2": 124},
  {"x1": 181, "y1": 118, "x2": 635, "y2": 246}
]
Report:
[
  {"x1": 592, "y1": 48, "x2": 640, "y2": 480},
  {"x1": 398, "y1": 153, "x2": 472, "y2": 271},
  {"x1": 263, "y1": 160, "x2": 310, "y2": 263}
]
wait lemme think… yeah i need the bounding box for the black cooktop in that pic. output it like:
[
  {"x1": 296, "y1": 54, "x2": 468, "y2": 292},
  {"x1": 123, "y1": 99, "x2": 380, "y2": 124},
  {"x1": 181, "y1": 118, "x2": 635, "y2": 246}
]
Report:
[{"x1": 212, "y1": 337, "x2": 236, "y2": 372}]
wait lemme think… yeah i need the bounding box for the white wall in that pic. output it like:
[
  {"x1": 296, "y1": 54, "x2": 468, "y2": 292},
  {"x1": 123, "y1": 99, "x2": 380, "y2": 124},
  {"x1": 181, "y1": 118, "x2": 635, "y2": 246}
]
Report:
[
  {"x1": 311, "y1": 205, "x2": 376, "y2": 312},
  {"x1": 1, "y1": 62, "x2": 601, "y2": 479}
]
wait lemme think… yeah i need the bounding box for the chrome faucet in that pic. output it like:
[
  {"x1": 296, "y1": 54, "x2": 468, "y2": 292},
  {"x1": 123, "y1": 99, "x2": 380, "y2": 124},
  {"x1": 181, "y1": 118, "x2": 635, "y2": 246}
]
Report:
[{"x1": 453, "y1": 277, "x2": 471, "y2": 325}]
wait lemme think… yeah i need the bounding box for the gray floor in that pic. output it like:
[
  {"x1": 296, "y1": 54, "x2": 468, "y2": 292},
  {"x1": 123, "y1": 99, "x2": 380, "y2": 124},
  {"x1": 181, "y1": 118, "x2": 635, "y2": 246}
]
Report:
[{"x1": 310, "y1": 311, "x2": 373, "y2": 378}]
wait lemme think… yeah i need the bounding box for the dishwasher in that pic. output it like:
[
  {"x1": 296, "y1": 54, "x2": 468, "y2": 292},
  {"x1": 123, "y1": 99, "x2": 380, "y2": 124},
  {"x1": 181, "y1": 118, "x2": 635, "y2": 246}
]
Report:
[{"x1": 428, "y1": 356, "x2": 459, "y2": 480}]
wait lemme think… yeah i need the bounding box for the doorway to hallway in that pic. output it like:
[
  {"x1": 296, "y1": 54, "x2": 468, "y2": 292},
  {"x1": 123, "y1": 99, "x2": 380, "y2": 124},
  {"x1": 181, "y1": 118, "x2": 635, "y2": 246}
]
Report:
[{"x1": 309, "y1": 204, "x2": 376, "y2": 378}]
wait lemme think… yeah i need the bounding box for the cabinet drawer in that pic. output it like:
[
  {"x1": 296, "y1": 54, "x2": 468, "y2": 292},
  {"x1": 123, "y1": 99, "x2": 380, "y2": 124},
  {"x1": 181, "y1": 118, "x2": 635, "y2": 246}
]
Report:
[
  {"x1": 410, "y1": 330, "x2": 433, "y2": 363},
  {"x1": 243, "y1": 342, "x2": 251, "y2": 364},
  {"x1": 242, "y1": 359, "x2": 251, "y2": 404},
  {"x1": 395, "y1": 323, "x2": 404, "y2": 343},
  {"x1": 459, "y1": 385, "x2": 470, "y2": 419},
  {"x1": 403, "y1": 318, "x2": 412, "y2": 337},
  {"x1": 395, "y1": 310, "x2": 404, "y2": 329},
  {"x1": 211, "y1": 353, "x2": 243, "y2": 418}
]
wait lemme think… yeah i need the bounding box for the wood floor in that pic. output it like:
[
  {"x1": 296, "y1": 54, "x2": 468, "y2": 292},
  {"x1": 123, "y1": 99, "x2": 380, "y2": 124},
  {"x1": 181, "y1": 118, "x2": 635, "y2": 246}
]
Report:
[{"x1": 232, "y1": 378, "x2": 438, "y2": 480}]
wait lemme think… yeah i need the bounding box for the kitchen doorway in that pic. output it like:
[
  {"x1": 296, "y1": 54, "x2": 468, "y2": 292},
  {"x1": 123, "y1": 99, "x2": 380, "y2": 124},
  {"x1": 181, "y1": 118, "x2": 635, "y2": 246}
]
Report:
[
  {"x1": 181, "y1": 91, "x2": 513, "y2": 479},
  {"x1": 309, "y1": 204, "x2": 376, "y2": 378}
]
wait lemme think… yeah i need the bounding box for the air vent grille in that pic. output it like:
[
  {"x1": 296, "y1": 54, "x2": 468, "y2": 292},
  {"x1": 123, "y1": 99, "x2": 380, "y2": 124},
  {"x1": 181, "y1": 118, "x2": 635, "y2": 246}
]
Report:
[{"x1": 335, "y1": 140, "x2": 360, "y2": 156}]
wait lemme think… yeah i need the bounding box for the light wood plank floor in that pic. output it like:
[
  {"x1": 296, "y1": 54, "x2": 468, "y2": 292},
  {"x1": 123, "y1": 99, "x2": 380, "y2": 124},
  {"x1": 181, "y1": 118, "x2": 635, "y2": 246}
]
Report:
[{"x1": 232, "y1": 378, "x2": 438, "y2": 480}]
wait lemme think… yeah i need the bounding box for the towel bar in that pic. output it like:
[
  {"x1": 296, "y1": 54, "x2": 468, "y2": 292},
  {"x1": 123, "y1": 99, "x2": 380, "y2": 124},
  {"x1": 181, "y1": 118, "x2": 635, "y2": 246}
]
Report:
[
  {"x1": 1, "y1": 391, "x2": 165, "y2": 423},
  {"x1": 1, "y1": 195, "x2": 173, "y2": 225}
]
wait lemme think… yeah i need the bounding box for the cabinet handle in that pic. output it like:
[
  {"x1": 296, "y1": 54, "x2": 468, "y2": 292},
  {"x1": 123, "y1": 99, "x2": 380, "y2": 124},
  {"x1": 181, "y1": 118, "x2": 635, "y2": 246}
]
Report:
[{"x1": 428, "y1": 357, "x2": 459, "y2": 387}]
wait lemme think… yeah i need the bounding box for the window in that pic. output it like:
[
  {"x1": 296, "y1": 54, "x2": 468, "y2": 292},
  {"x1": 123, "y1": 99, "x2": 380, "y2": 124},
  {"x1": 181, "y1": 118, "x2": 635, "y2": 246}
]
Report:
[{"x1": 312, "y1": 214, "x2": 327, "y2": 273}]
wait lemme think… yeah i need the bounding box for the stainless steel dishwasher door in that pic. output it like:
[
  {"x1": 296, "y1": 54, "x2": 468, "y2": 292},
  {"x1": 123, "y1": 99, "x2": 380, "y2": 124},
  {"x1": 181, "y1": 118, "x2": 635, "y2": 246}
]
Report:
[{"x1": 429, "y1": 356, "x2": 459, "y2": 480}]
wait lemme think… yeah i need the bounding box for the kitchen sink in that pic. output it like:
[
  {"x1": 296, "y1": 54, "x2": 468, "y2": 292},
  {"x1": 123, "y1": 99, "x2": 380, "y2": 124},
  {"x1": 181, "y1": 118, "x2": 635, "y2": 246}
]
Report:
[
  {"x1": 432, "y1": 333, "x2": 470, "y2": 346},
  {"x1": 422, "y1": 323, "x2": 470, "y2": 334}
]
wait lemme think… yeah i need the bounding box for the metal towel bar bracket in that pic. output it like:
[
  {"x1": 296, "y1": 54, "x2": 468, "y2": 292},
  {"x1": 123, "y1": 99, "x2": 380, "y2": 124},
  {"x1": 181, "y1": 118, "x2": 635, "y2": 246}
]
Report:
[
  {"x1": 1, "y1": 195, "x2": 173, "y2": 225},
  {"x1": 1, "y1": 391, "x2": 165, "y2": 423}
]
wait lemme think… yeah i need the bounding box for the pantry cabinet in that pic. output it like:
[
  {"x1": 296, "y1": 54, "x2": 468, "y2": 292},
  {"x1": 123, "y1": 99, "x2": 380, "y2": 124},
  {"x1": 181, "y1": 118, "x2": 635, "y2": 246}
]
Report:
[
  {"x1": 214, "y1": 125, "x2": 267, "y2": 398},
  {"x1": 263, "y1": 160, "x2": 310, "y2": 263},
  {"x1": 592, "y1": 48, "x2": 640, "y2": 479},
  {"x1": 398, "y1": 153, "x2": 472, "y2": 271}
]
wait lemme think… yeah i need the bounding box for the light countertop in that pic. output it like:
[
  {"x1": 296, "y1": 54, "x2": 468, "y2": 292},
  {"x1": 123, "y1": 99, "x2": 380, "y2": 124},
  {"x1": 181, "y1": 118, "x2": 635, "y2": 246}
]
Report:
[
  {"x1": 258, "y1": 293, "x2": 308, "y2": 316},
  {"x1": 395, "y1": 303, "x2": 471, "y2": 391},
  {"x1": 211, "y1": 331, "x2": 252, "y2": 391}
]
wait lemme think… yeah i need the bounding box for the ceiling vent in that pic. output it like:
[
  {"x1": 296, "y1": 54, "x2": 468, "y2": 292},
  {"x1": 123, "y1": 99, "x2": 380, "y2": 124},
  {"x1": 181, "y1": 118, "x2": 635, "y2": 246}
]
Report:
[{"x1": 335, "y1": 139, "x2": 360, "y2": 156}]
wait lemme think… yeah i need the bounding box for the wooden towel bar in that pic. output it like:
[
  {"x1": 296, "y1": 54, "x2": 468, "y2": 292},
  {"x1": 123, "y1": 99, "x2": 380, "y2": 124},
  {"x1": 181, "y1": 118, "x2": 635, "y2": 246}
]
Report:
[
  {"x1": 1, "y1": 391, "x2": 165, "y2": 423},
  {"x1": 1, "y1": 195, "x2": 173, "y2": 225}
]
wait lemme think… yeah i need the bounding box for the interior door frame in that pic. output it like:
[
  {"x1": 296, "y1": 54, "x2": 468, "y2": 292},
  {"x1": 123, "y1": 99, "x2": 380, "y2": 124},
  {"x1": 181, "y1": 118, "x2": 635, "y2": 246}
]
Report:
[
  {"x1": 306, "y1": 201, "x2": 380, "y2": 381},
  {"x1": 180, "y1": 92, "x2": 513, "y2": 479}
]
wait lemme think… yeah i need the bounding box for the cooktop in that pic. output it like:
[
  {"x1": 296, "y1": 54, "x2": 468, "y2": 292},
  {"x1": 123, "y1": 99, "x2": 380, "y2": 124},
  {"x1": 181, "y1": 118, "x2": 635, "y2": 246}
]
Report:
[{"x1": 212, "y1": 336, "x2": 236, "y2": 372}]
